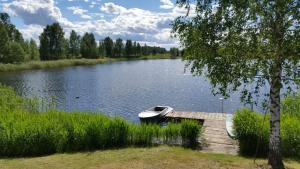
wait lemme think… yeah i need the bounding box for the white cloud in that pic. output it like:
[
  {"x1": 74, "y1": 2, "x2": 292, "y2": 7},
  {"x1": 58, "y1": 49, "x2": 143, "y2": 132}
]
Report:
[
  {"x1": 100, "y1": 2, "x2": 126, "y2": 15},
  {"x1": 4, "y1": 1, "x2": 196, "y2": 48},
  {"x1": 160, "y1": 0, "x2": 174, "y2": 9},
  {"x1": 19, "y1": 24, "x2": 44, "y2": 43},
  {"x1": 89, "y1": 1, "x2": 97, "y2": 8},
  {"x1": 3, "y1": 0, "x2": 72, "y2": 26},
  {"x1": 67, "y1": 6, "x2": 92, "y2": 19}
]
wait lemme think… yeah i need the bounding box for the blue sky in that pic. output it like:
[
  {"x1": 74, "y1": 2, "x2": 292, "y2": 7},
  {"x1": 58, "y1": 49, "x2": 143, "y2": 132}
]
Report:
[{"x1": 0, "y1": 0, "x2": 192, "y2": 48}]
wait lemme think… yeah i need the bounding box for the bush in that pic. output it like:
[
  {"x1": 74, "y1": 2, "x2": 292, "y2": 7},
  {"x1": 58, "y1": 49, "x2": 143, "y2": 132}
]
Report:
[
  {"x1": 282, "y1": 94, "x2": 300, "y2": 118},
  {"x1": 2, "y1": 41, "x2": 26, "y2": 63},
  {"x1": 233, "y1": 108, "x2": 300, "y2": 158},
  {"x1": 281, "y1": 115, "x2": 300, "y2": 158},
  {"x1": 233, "y1": 109, "x2": 269, "y2": 156}
]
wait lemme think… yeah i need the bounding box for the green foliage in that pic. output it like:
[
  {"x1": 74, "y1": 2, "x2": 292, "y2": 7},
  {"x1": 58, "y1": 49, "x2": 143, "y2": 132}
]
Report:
[
  {"x1": 173, "y1": 1, "x2": 300, "y2": 166},
  {"x1": 0, "y1": 58, "x2": 113, "y2": 72},
  {"x1": 128, "y1": 120, "x2": 200, "y2": 148},
  {"x1": 282, "y1": 94, "x2": 300, "y2": 118},
  {"x1": 125, "y1": 40, "x2": 133, "y2": 57},
  {"x1": 233, "y1": 108, "x2": 300, "y2": 158},
  {"x1": 98, "y1": 40, "x2": 105, "y2": 57},
  {"x1": 0, "y1": 24, "x2": 9, "y2": 60},
  {"x1": 2, "y1": 41, "x2": 26, "y2": 63},
  {"x1": 0, "y1": 84, "x2": 24, "y2": 113},
  {"x1": 169, "y1": 47, "x2": 180, "y2": 59},
  {"x1": 281, "y1": 115, "x2": 300, "y2": 158},
  {"x1": 103, "y1": 37, "x2": 113, "y2": 57},
  {"x1": 172, "y1": 0, "x2": 300, "y2": 99},
  {"x1": 68, "y1": 30, "x2": 81, "y2": 58},
  {"x1": 0, "y1": 13, "x2": 10, "y2": 25},
  {"x1": 128, "y1": 123, "x2": 161, "y2": 146},
  {"x1": 28, "y1": 39, "x2": 40, "y2": 60},
  {"x1": 0, "y1": 13, "x2": 26, "y2": 63},
  {"x1": 39, "y1": 23, "x2": 65, "y2": 60},
  {"x1": 0, "y1": 111, "x2": 201, "y2": 157},
  {"x1": 80, "y1": 33, "x2": 98, "y2": 59},
  {"x1": 136, "y1": 43, "x2": 141, "y2": 56},
  {"x1": 162, "y1": 123, "x2": 181, "y2": 144},
  {"x1": 0, "y1": 85, "x2": 202, "y2": 157},
  {"x1": 0, "y1": 13, "x2": 24, "y2": 44},
  {"x1": 233, "y1": 109, "x2": 269, "y2": 156},
  {"x1": 113, "y1": 38, "x2": 123, "y2": 58},
  {"x1": 180, "y1": 120, "x2": 201, "y2": 148},
  {"x1": 0, "y1": 84, "x2": 53, "y2": 113},
  {"x1": 0, "y1": 13, "x2": 171, "y2": 64}
]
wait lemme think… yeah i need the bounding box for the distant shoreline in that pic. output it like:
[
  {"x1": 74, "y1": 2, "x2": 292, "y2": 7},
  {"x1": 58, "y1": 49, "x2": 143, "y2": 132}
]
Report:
[{"x1": 0, "y1": 54, "x2": 179, "y2": 72}]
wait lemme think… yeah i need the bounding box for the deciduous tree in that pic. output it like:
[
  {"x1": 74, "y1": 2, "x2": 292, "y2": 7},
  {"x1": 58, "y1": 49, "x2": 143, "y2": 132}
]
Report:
[
  {"x1": 39, "y1": 23, "x2": 65, "y2": 60},
  {"x1": 125, "y1": 40, "x2": 133, "y2": 57},
  {"x1": 173, "y1": 1, "x2": 300, "y2": 169},
  {"x1": 80, "y1": 33, "x2": 98, "y2": 59},
  {"x1": 103, "y1": 37, "x2": 113, "y2": 57},
  {"x1": 113, "y1": 38, "x2": 123, "y2": 58},
  {"x1": 68, "y1": 30, "x2": 81, "y2": 58}
]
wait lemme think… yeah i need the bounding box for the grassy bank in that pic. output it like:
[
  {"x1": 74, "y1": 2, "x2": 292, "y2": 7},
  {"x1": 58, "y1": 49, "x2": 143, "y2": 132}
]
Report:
[
  {"x1": 0, "y1": 54, "x2": 178, "y2": 72},
  {"x1": 138, "y1": 53, "x2": 177, "y2": 60},
  {"x1": 0, "y1": 146, "x2": 299, "y2": 169},
  {"x1": 0, "y1": 85, "x2": 201, "y2": 157},
  {"x1": 0, "y1": 58, "x2": 116, "y2": 72}
]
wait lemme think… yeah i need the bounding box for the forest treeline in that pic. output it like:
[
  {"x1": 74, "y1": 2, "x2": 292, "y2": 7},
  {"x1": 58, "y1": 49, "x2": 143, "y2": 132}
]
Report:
[{"x1": 0, "y1": 13, "x2": 181, "y2": 64}]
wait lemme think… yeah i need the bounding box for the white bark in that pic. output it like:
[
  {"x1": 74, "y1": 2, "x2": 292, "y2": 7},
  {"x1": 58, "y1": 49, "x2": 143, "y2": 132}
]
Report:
[{"x1": 268, "y1": 62, "x2": 284, "y2": 169}]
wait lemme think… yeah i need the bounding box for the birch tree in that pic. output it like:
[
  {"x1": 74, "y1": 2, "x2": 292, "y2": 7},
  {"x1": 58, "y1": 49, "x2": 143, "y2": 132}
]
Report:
[{"x1": 172, "y1": 0, "x2": 300, "y2": 169}]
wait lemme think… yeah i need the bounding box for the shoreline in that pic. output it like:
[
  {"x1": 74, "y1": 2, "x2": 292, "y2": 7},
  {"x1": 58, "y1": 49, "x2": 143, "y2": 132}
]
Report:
[{"x1": 0, "y1": 55, "x2": 178, "y2": 72}]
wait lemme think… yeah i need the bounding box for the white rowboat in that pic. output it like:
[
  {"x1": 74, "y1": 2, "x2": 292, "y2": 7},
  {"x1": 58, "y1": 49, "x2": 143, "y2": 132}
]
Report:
[{"x1": 138, "y1": 106, "x2": 174, "y2": 121}]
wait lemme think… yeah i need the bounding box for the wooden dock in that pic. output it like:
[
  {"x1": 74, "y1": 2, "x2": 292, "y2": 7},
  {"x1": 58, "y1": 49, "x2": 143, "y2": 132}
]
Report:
[{"x1": 165, "y1": 111, "x2": 239, "y2": 155}]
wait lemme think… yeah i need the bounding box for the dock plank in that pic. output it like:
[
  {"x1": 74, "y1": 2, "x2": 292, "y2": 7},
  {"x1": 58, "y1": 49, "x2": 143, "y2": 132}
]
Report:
[{"x1": 165, "y1": 111, "x2": 238, "y2": 155}]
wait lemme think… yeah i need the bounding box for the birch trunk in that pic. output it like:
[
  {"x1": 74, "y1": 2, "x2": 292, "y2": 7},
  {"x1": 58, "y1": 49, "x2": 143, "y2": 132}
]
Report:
[{"x1": 268, "y1": 61, "x2": 284, "y2": 169}]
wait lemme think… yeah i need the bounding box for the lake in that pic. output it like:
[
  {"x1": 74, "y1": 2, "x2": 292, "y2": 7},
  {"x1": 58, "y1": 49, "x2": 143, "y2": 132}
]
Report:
[{"x1": 0, "y1": 59, "x2": 256, "y2": 122}]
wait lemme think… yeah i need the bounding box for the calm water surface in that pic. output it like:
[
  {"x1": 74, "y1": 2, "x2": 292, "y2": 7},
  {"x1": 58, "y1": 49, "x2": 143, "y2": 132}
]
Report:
[{"x1": 0, "y1": 59, "x2": 258, "y2": 122}]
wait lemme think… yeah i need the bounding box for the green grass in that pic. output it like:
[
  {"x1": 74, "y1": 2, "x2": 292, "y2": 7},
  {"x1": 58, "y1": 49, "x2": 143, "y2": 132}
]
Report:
[
  {"x1": 0, "y1": 85, "x2": 201, "y2": 157},
  {"x1": 0, "y1": 54, "x2": 178, "y2": 72},
  {"x1": 0, "y1": 58, "x2": 117, "y2": 72},
  {"x1": 0, "y1": 146, "x2": 299, "y2": 169},
  {"x1": 0, "y1": 110, "x2": 201, "y2": 157},
  {"x1": 138, "y1": 53, "x2": 177, "y2": 60},
  {"x1": 233, "y1": 108, "x2": 300, "y2": 158}
]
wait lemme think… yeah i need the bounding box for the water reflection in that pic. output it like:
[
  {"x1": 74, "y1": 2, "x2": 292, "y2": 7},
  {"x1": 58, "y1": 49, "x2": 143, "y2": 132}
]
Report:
[{"x1": 0, "y1": 59, "x2": 257, "y2": 122}]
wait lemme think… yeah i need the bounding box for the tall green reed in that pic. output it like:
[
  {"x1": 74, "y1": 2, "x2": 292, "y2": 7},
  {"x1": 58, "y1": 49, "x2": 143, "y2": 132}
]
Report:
[{"x1": 0, "y1": 84, "x2": 202, "y2": 157}]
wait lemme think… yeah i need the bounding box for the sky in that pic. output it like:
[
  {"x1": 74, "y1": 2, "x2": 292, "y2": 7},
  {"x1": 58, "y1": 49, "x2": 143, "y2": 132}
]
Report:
[{"x1": 0, "y1": 0, "x2": 193, "y2": 49}]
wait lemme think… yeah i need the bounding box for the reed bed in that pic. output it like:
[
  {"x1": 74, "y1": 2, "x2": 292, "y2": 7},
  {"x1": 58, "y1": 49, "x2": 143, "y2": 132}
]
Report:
[
  {"x1": 233, "y1": 108, "x2": 300, "y2": 158},
  {"x1": 0, "y1": 55, "x2": 175, "y2": 73},
  {"x1": 0, "y1": 58, "x2": 113, "y2": 72},
  {"x1": 0, "y1": 85, "x2": 202, "y2": 157}
]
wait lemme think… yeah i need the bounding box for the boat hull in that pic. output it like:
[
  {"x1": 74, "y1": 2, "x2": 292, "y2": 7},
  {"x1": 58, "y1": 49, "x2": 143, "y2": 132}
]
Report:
[{"x1": 139, "y1": 106, "x2": 174, "y2": 123}]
